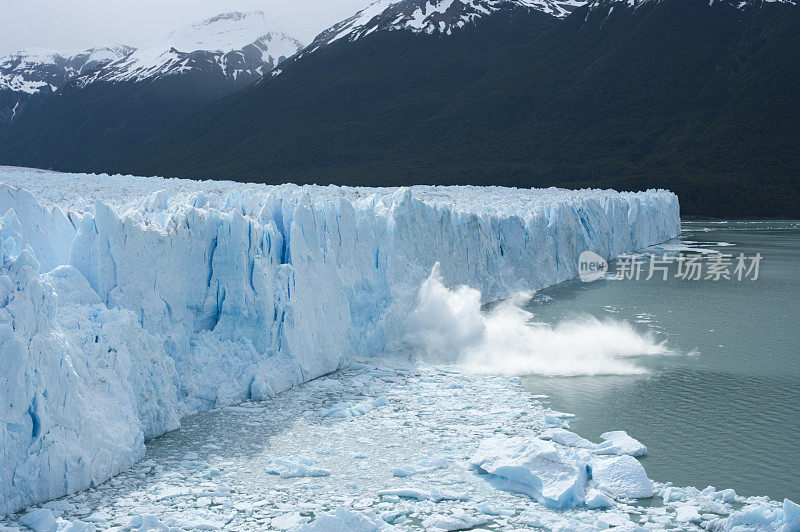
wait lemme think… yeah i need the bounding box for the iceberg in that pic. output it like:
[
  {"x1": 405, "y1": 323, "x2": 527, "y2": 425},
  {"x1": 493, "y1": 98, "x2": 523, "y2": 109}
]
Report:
[
  {"x1": 323, "y1": 396, "x2": 389, "y2": 418},
  {"x1": 0, "y1": 166, "x2": 680, "y2": 516},
  {"x1": 589, "y1": 455, "x2": 654, "y2": 499},
  {"x1": 421, "y1": 510, "x2": 488, "y2": 531},
  {"x1": 18, "y1": 508, "x2": 57, "y2": 532},
  {"x1": 295, "y1": 508, "x2": 390, "y2": 531},
  {"x1": 593, "y1": 430, "x2": 648, "y2": 457},
  {"x1": 585, "y1": 488, "x2": 615, "y2": 509},
  {"x1": 391, "y1": 454, "x2": 449, "y2": 478},
  {"x1": 540, "y1": 427, "x2": 596, "y2": 449},
  {"x1": 716, "y1": 498, "x2": 800, "y2": 532},
  {"x1": 541, "y1": 428, "x2": 647, "y2": 456},
  {"x1": 265, "y1": 457, "x2": 331, "y2": 478},
  {"x1": 468, "y1": 436, "x2": 589, "y2": 508}
]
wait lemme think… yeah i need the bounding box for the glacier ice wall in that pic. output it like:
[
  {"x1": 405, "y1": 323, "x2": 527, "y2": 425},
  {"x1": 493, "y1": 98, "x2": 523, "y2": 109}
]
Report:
[{"x1": 0, "y1": 167, "x2": 680, "y2": 516}]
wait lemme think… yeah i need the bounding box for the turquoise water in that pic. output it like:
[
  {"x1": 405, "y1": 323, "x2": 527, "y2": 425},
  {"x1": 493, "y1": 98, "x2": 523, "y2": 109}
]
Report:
[{"x1": 522, "y1": 221, "x2": 800, "y2": 502}]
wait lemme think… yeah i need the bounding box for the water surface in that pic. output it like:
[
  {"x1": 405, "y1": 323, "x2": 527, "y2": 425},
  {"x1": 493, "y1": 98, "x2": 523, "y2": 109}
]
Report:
[{"x1": 523, "y1": 220, "x2": 800, "y2": 502}]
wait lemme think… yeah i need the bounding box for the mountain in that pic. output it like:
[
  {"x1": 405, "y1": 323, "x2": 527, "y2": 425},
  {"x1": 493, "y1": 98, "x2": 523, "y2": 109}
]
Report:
[
  {"x1": 77, "y1": 11, "x2": 302, "y2": 85},
  {"x1": 301, "y1": 0, "x2": 586, "y2": 53},
  {"x1": 0, "y1": 45, "x2": 133, "y2": 129},
  {"x1": 0, "y1": 11, "x2": 302, "y2": 169},
  {"x1": 2, "y1": 0, "x2": 799, "y2": 217}
]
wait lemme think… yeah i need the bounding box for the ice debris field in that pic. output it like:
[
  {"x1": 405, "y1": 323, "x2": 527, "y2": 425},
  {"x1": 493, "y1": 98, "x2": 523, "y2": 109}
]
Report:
[{"x1": 0, "y1": 166, "x2": 795, "y2": 530}]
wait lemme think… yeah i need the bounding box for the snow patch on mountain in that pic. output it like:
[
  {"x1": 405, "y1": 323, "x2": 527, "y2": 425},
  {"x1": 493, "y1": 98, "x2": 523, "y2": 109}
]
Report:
[
  {"x1": 0, "y1": 45, "x2": 133, "y2": 95},
  {"x1": 306, "y1": 0, "x2": 587, "y2": 53},
  {"x1": 585, "y1": 0, "x2": 796, "y2": 13},
  {"x1": 0, "y1": 166, "x2": 679, "y2": 516},
  {"x1": 79, "y1": 11, "x2": 303, "y2": 85}
]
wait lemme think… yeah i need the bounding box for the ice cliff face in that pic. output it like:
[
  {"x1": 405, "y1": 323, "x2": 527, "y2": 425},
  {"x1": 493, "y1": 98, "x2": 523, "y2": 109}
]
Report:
[{"x1": 0, "y1": 167, "x2": 680, "y2": 516}]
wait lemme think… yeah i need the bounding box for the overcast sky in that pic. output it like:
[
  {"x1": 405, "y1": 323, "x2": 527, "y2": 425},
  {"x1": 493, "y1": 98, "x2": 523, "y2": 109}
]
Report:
[{"x1": 0, "y1": 0, "x2": 374, "y2": 56}]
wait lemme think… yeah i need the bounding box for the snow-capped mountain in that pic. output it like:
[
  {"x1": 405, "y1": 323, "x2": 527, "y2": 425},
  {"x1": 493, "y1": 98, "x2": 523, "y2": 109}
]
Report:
[
  {"x1": 0, "y1": 11, "x2": 305, "y2": 171},
  {"x1": 583, "y1": 0, "x2": 795, "y2": 12},
  {"x1": 0, "y1": 45, "x2": 133, "y2": 94},
  {"x1": 0, "y1": 45, "x2": 133, "y2": 127},
  {"x1": 305, "y1": 0, "x2": 586, "y2": 53},
  {"x1": 79, "y1": 11, "x2": 303, "y2": 86}
]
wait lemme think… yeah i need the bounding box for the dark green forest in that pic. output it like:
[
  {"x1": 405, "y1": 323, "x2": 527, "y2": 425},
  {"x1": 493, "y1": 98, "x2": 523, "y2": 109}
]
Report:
[{"x1": 1, "y1": 0, "x2": 798, "y2": 218}]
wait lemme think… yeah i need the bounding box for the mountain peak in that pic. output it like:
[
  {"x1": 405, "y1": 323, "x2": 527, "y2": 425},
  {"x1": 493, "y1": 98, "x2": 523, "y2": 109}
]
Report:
[
  {"x1": 305, "y1": 0, "x2": 587, "y2": 53},
  {"x1": 77, "y1": 11, "x2": 304, "y2": 85},
  {"x1": 0, "y1": 45, "x2": 133, "y2": 95},
  {"x1": 585, "y1": 0, "x2": 796, "y2": 12},
  {"x1": 202, "y1": 11, "x2": 265, "y2": 24}
]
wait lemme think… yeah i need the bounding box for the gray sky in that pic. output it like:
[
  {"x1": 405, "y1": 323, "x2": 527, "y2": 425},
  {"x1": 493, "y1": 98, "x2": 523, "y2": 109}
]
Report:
[{"x1": 0, "y1": 0, "x2": 373, "y2": 56}]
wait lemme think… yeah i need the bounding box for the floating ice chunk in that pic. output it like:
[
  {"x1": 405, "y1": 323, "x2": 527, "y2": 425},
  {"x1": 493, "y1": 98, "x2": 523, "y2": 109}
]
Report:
[
  {"x1": 83, "y1": 511, "x2": 113, "y2": 524},
  {"x1": 379, "y1": 507, "x2": 412, "y2": 525},
  {"x1": 469, "y1": 436, "x2": 587, "y2": 509},
  {"x1": 722, "y1": 498, "x2": 800, "y2": 531},
  {"x1": 294, "y1": 507, "x2": 389, "y2": 531},
  {"x1": 704, "y1": 500, "x2": 732, "y2": 516},
  {"x1": 271, "y1": 512, "x2": 309, "y2": 530},
  {"x1": 475, "y1": 502, "x2": 515, "y2": 517},
  {"x1": 543, "y1": 411, "x2": 575, "y2": 428},
  {"x1": 783, "y1": 498, "x2": 800, "y2": 526},
  {"x1": 266, "y1": 457, "x2": 331, "y2": 478},
  {"x1": 541, "y1": 428, "x2": 647, "y2": 459},
  {"x1": 590, "y1": 455, "x2": 654, "y2": 499},
  {"x1": 323, "y1": 396, "x2": 389, "y2": 418},
  {"x1": 62, "y1": 522, "x2": 97, "y2": 532},
  {"x1": 544, "y1": 414, "x2": 568, "y2": 428},
  {"x1": 378, "y1": 487, "x2": 431, "y2": 501},
  {"x1": 163, "y1": 509, "x2": 231, "y2": 530},
  {"x1": 421, "y1": 510, "x2": 487, "y2": 531},
  {"x1": 152, "y1": 486, "x2": 193, "y2": 501},
  {"x1": 675, "y1": 505, "x2": 702, "y2": 523},
  {"x1": 391, "y1": 466, "x2": 421, "y2": 477},
  {"x1": 516, "y1": 508, "x2": 557, "y2": 529},
  {"x1": 593, "y1": 431, "x2": 647, "y2": 457},
  {"x1": 377, "y1": 485, "x2": 469, "y2": 504},
  {"x1": 659, "y1": 486, "x2": 682, "y2": 503},
  {"x1": 124, "y1": 514, "x2": 171, "y2": 531},
  {"x1": 595, "y1": 512, "x2": 633, "y2": 528},
  {"x1": 391, "y1": 454, "x2": 448, "y2": 477},
  {"x1": 585, "y1": 488, "x2": 615, "y2": 509},
  {"x1": 18, "y1": 509, "x2": 57, "y2": 532},
  {"x1": 540, "y1": 428, "x2": 595, "y2": 449},
  {"x1": 430, "y1": 488, "x2": 471, "y2": 502}
]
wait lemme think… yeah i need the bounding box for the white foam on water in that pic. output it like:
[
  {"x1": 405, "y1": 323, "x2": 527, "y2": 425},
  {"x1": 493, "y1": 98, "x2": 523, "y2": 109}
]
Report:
[{"x1": 406, "y1": 264, "x2": 668, "y2": 376}]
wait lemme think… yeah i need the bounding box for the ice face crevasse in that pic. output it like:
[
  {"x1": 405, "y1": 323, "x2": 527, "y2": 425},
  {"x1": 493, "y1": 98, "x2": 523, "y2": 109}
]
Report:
[{"x1": 0, "y1": 168, "x2": 680, "y2": 516}]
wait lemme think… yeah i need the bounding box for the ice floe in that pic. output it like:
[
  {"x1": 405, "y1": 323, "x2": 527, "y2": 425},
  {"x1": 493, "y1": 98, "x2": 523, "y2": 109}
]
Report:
[
  {"x1": 469, "y1": 436, "x2": 588, "y2": 509},
  {"x1": 266, "y1": 458, "x2": 331, "y2": 478},
  {"x1": 0, "y1": 362, "x2": 794, "y2": 531},
  {"x1": 541, "y1": 428, "x2": 647, "y2": 457},
  {"x1": 589, "y1": 455, "x2": 654, "y2": 499}
]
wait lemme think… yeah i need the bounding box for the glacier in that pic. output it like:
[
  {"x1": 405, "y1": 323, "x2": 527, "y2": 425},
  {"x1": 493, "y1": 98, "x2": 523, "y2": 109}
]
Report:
[{"x1": 0, "y1": 166, "x2": 680, "y2": 517}]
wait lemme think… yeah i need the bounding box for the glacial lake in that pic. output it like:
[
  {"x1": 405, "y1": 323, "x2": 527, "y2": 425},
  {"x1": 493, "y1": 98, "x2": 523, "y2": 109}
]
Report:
[{"x1": 523, "y1": 220, "x2": 800, "y2": 502}]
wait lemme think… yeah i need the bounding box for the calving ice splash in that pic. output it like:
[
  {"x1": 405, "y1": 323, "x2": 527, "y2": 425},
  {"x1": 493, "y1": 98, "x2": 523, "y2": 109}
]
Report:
[{"x1": 405, "y1": 262, "x2": 668, "y2": 375}]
